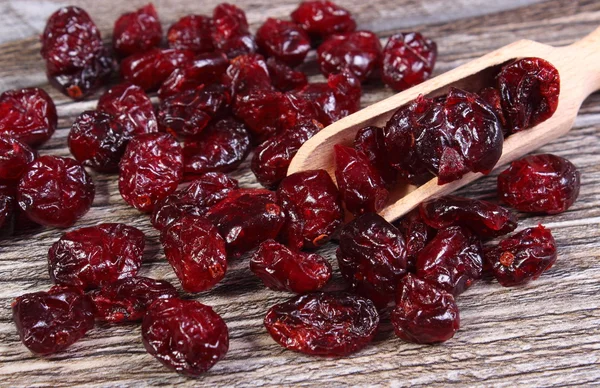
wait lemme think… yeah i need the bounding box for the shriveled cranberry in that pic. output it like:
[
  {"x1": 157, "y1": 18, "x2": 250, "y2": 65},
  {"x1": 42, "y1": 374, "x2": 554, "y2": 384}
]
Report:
[
  {"x1": 18, "y1": 156, "x2": 94, "y2": 228},
  {"x1": 161, "y1": 215, "x2": 227, "y2": 292},
  {"x1": 264, "y1": 292, "x2": 378, "y2": 356},
  {"x1": 218, "y1": 33, "x2": 258, "y2": 59},
  {"x1": 205, "y1": 189, "x2": 285, "y2": 258},
  {"x1": 142, "y1": 298, "x2": 229, "y2": 376},
  {"x1": 223, "y1": 54, "x2": 272, "y2": 96},
  {"x1": 416, "y1": 226, "x2": 483, "y2": 296},
  {"x1": 382, "y1": 32, "x2": 437, "y2": 91},
  {"x1": 113, "y1": 4, "x2": 162, "y2": 57},
  {"x1": 256, "y1": 18, "x2": 310, "y2": 67},
  {"x1": 485, "y1": 225, "x2": 557, "y2": 287},
  {"x1": 167, "y1": 14, "x2": 214, "y2": 53},
  {"x1": 317, "y1": 31, "x2": 382, "y2": 82},
  {"x1": 394, "y1": 209, "x2": 436, "y2": 271},
  {"x1": 12, "y1": 285, "x2": 95, "y2": 355},
  {"x1": 497, "y1": 57, "x2": 560, "y2": 133},
  {"x1": 267, "y1": 57, "x2": 308, "y2": 92},
  {"x1": 48, "y1": 223, "x2": 145, "y2": 290},
  {"x1": 478, "y1": 87, "x2": 507, "y2": 129},
  {"x1": 119, "y1": 133, "x2": 183, "y2": 212},
  {"x1": 211, "y1": 3, "x2": 249, "y2": 47},
  {"x1": 498, "y1": 154, "x2": 580, "y2": 214},
  {"x1": 0, "y1": 135, "x2": 37, "y2": 182},
  {"x1": 277, "y1": 169, "x2": 343, "y2": 250},
  {"x1": 0, "y1": 194, "x2": 15, "y2": 237},
  {"x1": 291, "y1": 1, "x2": 356, "y2": 40},
  {"x1": 354, "y1": 126, "x2": 397, "y2": 187},
  {"x1": 90, "y1": 277, "x2": 178, "y2": 323},
  {"x1": 391, "y1": 274, "x2": 459, "y2": 344},
  {"x1": 121, "y1": 48, "x2": 194, "y2": 91},
  {"x1": 97, "y1": 83, "x2": 158, "y2": 136},
  {"x1": 0, "y1": 88, "x2": 57, "y2": 147}
]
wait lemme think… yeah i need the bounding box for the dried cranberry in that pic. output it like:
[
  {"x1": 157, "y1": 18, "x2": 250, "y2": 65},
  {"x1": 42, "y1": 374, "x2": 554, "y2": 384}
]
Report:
[
  {"x1": 317, "y1": 31, "x2": 382, "y2": 81},
  {"x1": 168, "y1": 15, "x2": 214, "y2": 53},
  {"x1": 97, "y1": 83, "x2": 158, "y2": 136},
  {"x1": 0, "y1": 88, "x2": 57, "y2": 147},
  {"x1": 250, "y1": 240, "x2": 331, "y2": 293},
  {"x1": 219, "y1": 33, "x2": 258, "y2": 59},
  {"x1": 264, "y1": 292, "x2": 378, "y2": 356},
  {"x1": 119, "y1": 133, "x2": 183, "y2": 212},
  {"x1": 90, "y1": 277, "x2": 178, "y2": 323},
  {"x1": 0, "y1": 194, "x2": 15, "y2": 237},
  {"x1": 18, "y1": 156, "x2": 94, "y2": 227},
  {"x1": 256, "y1": 18, "x2": 311, "y2": 67},
  {"x1": 382, "y1": 32, "x2": 437, "y2": 91},
  {"x1": 223, "y1": 54, "x2": 272, "y2": 96},
  {"x1": 478, "y1": 87, "x2": 507, "y2": 129},
  {"x1": 12, "y1": 285, "x2": 95, "y2": 355},
  {"x1": 497, "y1": 57, "x2": 560, "y2": 133},
  {"x1": 48, "y1": 223, "x2": 145, "y2": 290},
  {"x1": 267, "y1": 57, "x2": 308, "y2": 92},
  {"x1": 354, "y1": 126, "x2": 397, "y2": 187},
  {"x1": 211, "y1": 3, "x2": 249, "y2": 47},
  {"x1": 121, "y1": 48, "x2": 194, "y2": 91},
  {"x1": 291, "y1": 1, "x2": 356, "y2": 41},
  {"x1": 113, "y1": 4, "x2": 162, "y2": 57},
  {"x1": 142, "y1": 298, "x2": 228, "y2": 376},
  {"x1": 394, "y1": 209, "x2": 436, "y2": 271},
  {"x1": 277, "y1": 169, "x2": 343, "y2": 250},
  {"x1": 391, "y1": 274, "x2": 459, "y2": 344},
  {"x1": 0, "y1": 135, "x2": 37, "y2": 182},
  {"x1": 498, "y1": 154, "x2": 580, "y2": 214}
]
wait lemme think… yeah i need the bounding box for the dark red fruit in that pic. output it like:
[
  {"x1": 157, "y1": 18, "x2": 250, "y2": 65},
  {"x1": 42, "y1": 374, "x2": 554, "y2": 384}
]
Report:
[
  {"x1": 382, "y1": 32, "x2": 437, "y2": 91},
  {"x1": 113, "y1": 4, "x2": 162, "y2": 57},
  {"x1": 478, "y1": 87, "x2": 507, "y2": 128},
  {"x1": 391, "y1": 274, "x2": 459, "y2": 344},
  {"x1": 256, "y1": 18, "x2": 311, "y2": 67},
  {"x1": 18, "y1": 155, "x2": 94, "y2": 227},
  {"x1": 121, "y1": 48, "x2": 194, "y2": 91},
  {"x1": 48, "y1": 223, "x2": 145, "y2": 290},
  {"x1": 277, "y1": 169, "x2": 343, "y2": 250},
  {"x1": 218, "y1": 33, "x2": 258, "y2": 59},
  {"x1": 485, "y1": 225, "x2": 557, "y2": 287},
  {"x1": 291, "y1": 1, "x2": 356, "y2": 40},
  {"x1": 497, "y1": 57, "x2": 560, "y2": 133},
  {"x1": 12, "y1": 285, "x2": 95, "y2": 355},
  {"x1": 0, "y1": 88, "x2": 57, "y2": 147},
  {"x1": 97, "y1": 83, "x2": 158, "y2": 136},
  {"x1": 267, "y1": 57, "x2": 308, "y2": 92},
  {"x1": 119, "y1": 133, "x2": 183, "y2": 212},
  {"x1": 498, "y1": 154, "x2": 580, "y2": 214},
  {"x1": 223, "y1": 54, "x2": 272, "y2": 96},
  {"x1": 168, "y1": 14, "x2": 214, "y2": 53},
  {"x1": 394, "y1": 209, "x2": 436, "y2": 271},
  {"x1": 142, "y1": 298, "x2": 228, "y2": 376},
  {"x1": 354, "y1": 126, "x2": 397, "y2": 187},
  {"x1": 264, "y1": 292, "x2": 378, "y2": 356},
  {"x1": 250, "y1": 240, "x2": 332, "y2": 293},
  {"x1": 0, "y1": 194, "x2": 15, "y2": 236},
  {"x1": 211, "y1": 3, "x2": 249, "y2": 47},
  {"x1": 317, "y1": 31, "x2": 382, "y2": 81},
  {"x1": 0, "y1": 134, "x2": 37, "y2": 182}
]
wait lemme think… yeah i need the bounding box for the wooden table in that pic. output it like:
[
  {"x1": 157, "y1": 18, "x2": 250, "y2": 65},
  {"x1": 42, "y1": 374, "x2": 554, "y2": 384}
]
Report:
[{"x1": 1, "y1": 0, "x2": 599, "y2": 386}]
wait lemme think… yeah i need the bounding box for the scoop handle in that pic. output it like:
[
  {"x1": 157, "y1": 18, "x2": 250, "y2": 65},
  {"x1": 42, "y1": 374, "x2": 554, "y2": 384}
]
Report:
[{"x1": 565, "y1": 26, "x2": 600, "y2": 98}]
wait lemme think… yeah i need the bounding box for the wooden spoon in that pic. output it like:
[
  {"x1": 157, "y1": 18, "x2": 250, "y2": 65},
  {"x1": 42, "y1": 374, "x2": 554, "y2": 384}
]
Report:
[{"x1": 288, "y1": 26, "x2": 600, "y2": 222}]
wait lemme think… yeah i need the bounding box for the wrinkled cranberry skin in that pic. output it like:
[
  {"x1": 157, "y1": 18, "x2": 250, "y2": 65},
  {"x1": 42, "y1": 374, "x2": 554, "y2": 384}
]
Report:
[
  {"x1": 267, "y1": 57, "x2": 308, "y2": 92},
  {"x1": 354, "y1": 126, "x2": 397, "y2": 187},
  {"x1": 391, "y1": 274, "x2": 459, "y2": 344},
  {"x1": 317, "y1": 31, "x2": 382, "y2": 82},
  {"x1": 223, "y1": 54, "x2": 272, "y2": 96},
  {"x1": 479, "y1": 87, "x2": 507, "y2": 129},
  {"x1": 0, "y1": 194, "x2": 16, "y2": 236},
  {"x1": 0, "y1": 135, "x2": 37, "y2": 182},
  {"x1": 497, "y1": 57, "x2": 560, "y2": 133},
  {"x1": 12, "y1": 286, "x2": 95, "y2": 355},
  {"x1": 291, "y1": 1, "x2": 356, "y2": 40},
  {"x1": 121, "y1": 48, "x2": 194, "y2": 91},
  {"x1": 142, "y1": 298, "x2": 229, "y2": 376},
  {"x1": 257, "y1": 18, "x2": 311, "y2": 67},
  {"x1": 0, "y1": 88, "x2": 57, "y2": 147},
  {"x1": 211, "y1": 3, "x2": 249, "y2": 47},
  {"x1": 97, "y1": 83, "x2": 158, "y2": 136},
  {"x1": 90, "y1": 277, "x2": 178, "y2": 323},
  {"x1": 119, "y1": 133, "x2": 183, "y2": 212},
  {"x1": 18, "y1": 156, "x2": 95, "y2": 228},
  {"x1": 264, "y1": 292, "x2": 378, "y2": 356},
  {"x1": 48, "y1": 223, "x2": 145, "y2": 290},
  {"x1": 416, "y1": 226, "x2": 483, "y2": 296},
  {"x1": 219, "y1": 33, "x2": 259, "y2": 59},
  {"x1": 168, "y1": 15, "x2": 214, "y2": 53},
  {"x1": 161, "y1": 215, "x2": 227, "y2": 293},
  {"x1": 250, "y1": 240, "x2": 332, "y2": 293},
  {"x1": 485, "y1": 225, "x2": 557, "y2": 287},
  {"x1": 337, "y1": 213, "x2": 407, "y2": 307},
  {"x1": 382, "y1": 32, "x2": 437, "y2": 91},
  {"x1": 113, "y1": 4, "x2": 162, "y2": 58},
  {"x1": 498, "y1": 154, "x2": 580, "y2": 214},
  {"x1": 394, "y1": 209, "x2": 436, "y2": 271}
]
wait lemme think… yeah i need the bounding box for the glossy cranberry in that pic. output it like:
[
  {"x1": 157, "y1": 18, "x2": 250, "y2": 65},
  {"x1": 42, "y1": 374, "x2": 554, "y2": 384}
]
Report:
[
  {"x1": 223, "y1": 54, "x2": 272, "y2": 96},
  {"x1": 119, "y1": 133, "x2": 183, "y2": 212},
  {"x1": 267, "y1": 57, "x2": 308, "y2": 92},
  {"x1": 12, "y1": 285, "x2": 95, "y2": 355},
  {"x1": 498, "y1": 154, "x2": 580, "y2": 214},
  {"x1": 264, "y1": 292, "x2": 378, "y2": 356},
  {"x1": 97, "y1": 83, "x2": 158, "y2": 136},
  {"x1": 219, "y1": 33, "x2": 259, "y2": 59},
  {"x1": 256, "y1": 18, "x2": 311, "y2": 67},
  {"x1": 478, "y1": 86, "x2": 507, "y2": 129},
  {"x1": 291, "y1": 1, "x2": 356, "y2": 40},
  {"x1": 354, "y1": 126, "x2": 397, "y2": 187},
  {"x1": 0, "y1": 88, "x2": 57, "y2": 147},
  {"x1": 142, "y1": 298, "x2": 229, "y2": 376},
  {"x1": 394, "y1": 209, "x2": 436, "y2": 271},
  {"x1": 18, "y1": 156, "x2": 94, "y2": 228},
  {"x1": 113, "y1": 4, "x2": 162, "y2": 57},
  {"x1": 211, "y1": 3, "x2": 249, "y2": 47},
  {"x1": 0, "y1": 135, "x2": 37, "y2": 182},
  {"x1": 382, "y1": 32, "x2": 437, "y2": 91},
  {"x1": 168, "y1": 14, "x2": 214, "y2": 53},
  {"x1": 391, "y1": 274, "x2": 459, "y2": 344},
  {"x1": 497, "y1": 57, "x2": 560, "y2": 133},
  {"x1": 90, "y1": 277, "x2": 178, "y2": 323},
  {"x1": 0, "y1": 194, "x2": 15, "y2": 237},
  {"x1": 317, "y1": 31, "x2": 382, "y2": 81},
  {"x1": 121, "y1": 48, "x2": 194, "y2": 91}
]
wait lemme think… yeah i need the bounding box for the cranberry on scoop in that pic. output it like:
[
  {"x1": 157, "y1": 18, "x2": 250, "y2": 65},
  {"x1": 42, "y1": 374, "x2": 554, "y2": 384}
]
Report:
[
  {"x1": 0, "y1": 134, "x2": 37, "y2": 182},
  {"x1": 256, "y1": 18, "x2": 311, "y2": 67},
  {"x1": 354, "y1": 125, "x2": 397, "y2": 187},
  {"x1": 291, "y1": 1, "x2": 356, "y2": 40},
  {"x1": 112, "y1": 3, "x2": 162, "y2": 57},
  {"x1": 167, "y1": 14, "x2": 214, "y2": 53},
  {"x1": 382, "y1": 32, "x2": 437, "y2": 91}
]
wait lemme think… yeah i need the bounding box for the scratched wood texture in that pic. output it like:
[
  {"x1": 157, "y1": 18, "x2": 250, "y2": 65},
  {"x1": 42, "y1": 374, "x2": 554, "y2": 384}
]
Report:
[{"x1": 0, "y1": 0, "x2": 599, "y2": 386}]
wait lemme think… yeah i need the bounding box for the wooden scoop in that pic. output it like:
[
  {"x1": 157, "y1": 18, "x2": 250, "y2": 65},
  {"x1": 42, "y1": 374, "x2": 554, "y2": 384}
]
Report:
[{"x1": 287, "y1": 26, "x2": 600, "y2": 222}]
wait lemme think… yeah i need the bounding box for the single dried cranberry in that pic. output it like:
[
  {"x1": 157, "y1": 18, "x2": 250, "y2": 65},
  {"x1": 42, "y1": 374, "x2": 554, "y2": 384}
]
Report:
[
  {"x1": 416, "y1": 226, "x2": 483, "y2": 296},
  {"x1": 119, "y1": 133, "x2": 183, "y2": 212},
  {"x1": 142, "y1": 298, "x2": 229, "y2": 376},
  {"x1": 113, "y1": 4, "x2": 162, "y2": 57},
  {"x1": 90, "y1": 277, "x2": 178, "y2": 323},
  {"x1": 12, "y1": 285, "x2": 95, "y2": 355},
  {"x1": 497, "y1": 57, "x2": 560, "y2": 133},
  {"x1": 183, "y1": 118, "x2": 250, "y2": 175},
  {"x1": 205, "y1": 189, "x2": 285, "y2": 258},
  {"x1": 264, "y1": 292, "x2": 378, "y2": 356},
  {"x1": 337, "y1": 213, "x2": 407, "y2": 307},
  {"x1": 394, "y1": 209, "x2": 436, "y2": 271},
  {"x1": 334, "y1": 144, "x2": 389, "y2": 215},
  {"x1": 18, "y1": 156, "x2": 95, "y2": 227},
  {"x1": 0, "y1": 88, "x2": 57, "y2": 147},
  {"x1": 161, "y1": 215, "x2": 227, "y2": 292},
  {"x1": 498, "y1": 154, "x2": 580, "y2": 214},
  {"x1": 291, "y1": 1, "x2": 356, "y2": 41},
  {"x1": 267, "y1": 57, "x2": 308, "y2": 92},
  {"x1": 0, "y1": 194, "x2": 15, "y2": 237},
  {"x1": 152, "y1": 172, "x2": 238, "y2": 231},
  {"x1": 478, "y1": 87, "x2": 507, "y2": 129},
  {"x1": 317, "y1": 31, "x2": 382, "y2": 82},
  {"x1": 256, "y1": 18, "x2": 311, "y2": 67},
  {"x1": 382, "y1": 32, "x2": 437, "y2": 91},
  {"x1": 218, "y1": 33, "x2": 258, "y2": 59},
  {"x1": 223, "y1": 54, "x2": 272, "y2": 96},
  {"x1": 48, "y1": 223, "x2": 145, "y2": 290},
  {"x1": 485, "y1": 225, "x2": 557, "y2": 287},
  {"x1": 121, "y1": 48, "x2": 194, "y2": 91},
  {"x1": 168, "y1": 15, "x2": 214, "y2": 53},
  {"x1": 211, "y1": 3, "x2": 249, "y2": 47},
  {"x1": 97, "y1": 83, "x2": 158, "y2": 136},
  {"x1": 250, "y1": 240, "x2": 331, "y2": 293},
  {"x1": 354, "y1": 126, "x2": 397, "y2": 187},
  {"x1": 0, "y1": 135, "x2": 37, "y2": 182},
  {"x1": 391, "y1": 274, "x2": 459, "y2": 344},
  {"x1": 277, "y1": 169, "x2": 343, "y2": 250}
]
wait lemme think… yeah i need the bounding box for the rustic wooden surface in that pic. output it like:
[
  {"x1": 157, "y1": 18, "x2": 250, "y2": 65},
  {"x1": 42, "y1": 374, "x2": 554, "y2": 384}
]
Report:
[{"x1": 0, "y1": 0, "x2": 599, "y2": 386}]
